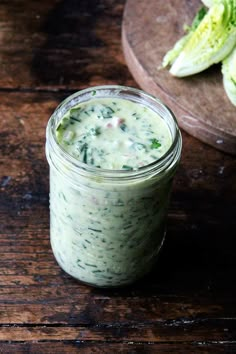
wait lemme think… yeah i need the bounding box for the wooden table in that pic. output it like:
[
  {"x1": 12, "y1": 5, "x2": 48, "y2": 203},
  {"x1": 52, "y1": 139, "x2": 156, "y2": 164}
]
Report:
[{"x1": 0, "y1": 0, "x2": 235, "y2": 352}]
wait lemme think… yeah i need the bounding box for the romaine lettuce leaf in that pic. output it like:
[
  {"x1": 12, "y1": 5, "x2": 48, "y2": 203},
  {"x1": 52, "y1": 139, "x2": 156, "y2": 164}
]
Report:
[
  {"x1": 168, "y1": 0, "x2": 236, "y2": 77},
  {"x1": 163, "y1": 7, "x2": 207, "y2": 68},
  {"x1": 222, "y1": 45, "x2": 236, "y2": 105}
]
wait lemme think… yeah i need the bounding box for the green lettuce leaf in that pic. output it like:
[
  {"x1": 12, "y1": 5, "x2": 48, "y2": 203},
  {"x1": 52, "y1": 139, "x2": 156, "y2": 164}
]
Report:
[
  {"x1": 162, "y1": 7, "x2": 207, "y2": 68},
  {"x1": 222, "y1": 45, "x2": 236, "y2": 105},
  {"x1": 168, "y1": 0, "x2": 236, "y2": 77}
]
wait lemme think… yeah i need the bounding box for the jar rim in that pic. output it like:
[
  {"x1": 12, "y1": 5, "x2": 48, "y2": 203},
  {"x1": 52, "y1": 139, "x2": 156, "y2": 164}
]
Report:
[{"x1": 46, "y1": 85, "x2": 182, "y2": 181}]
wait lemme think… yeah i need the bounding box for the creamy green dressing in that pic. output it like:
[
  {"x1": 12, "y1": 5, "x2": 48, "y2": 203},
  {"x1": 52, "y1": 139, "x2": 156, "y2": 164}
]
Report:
[
  {"x1": 56, "y1": 98, "x2": 172, "y2": 170},
  {"x1": 49, "y1": 95, "x2": 175, "y2": 287}
]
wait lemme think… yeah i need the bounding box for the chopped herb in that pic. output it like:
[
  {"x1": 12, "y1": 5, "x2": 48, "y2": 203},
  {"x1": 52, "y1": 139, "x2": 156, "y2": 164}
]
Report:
[
  {"x1": 120, "y1": 123, "x2": 127, "y2": 132},
  {"x1": 150, "y1": 138, "x2": 162, "y2": 149},
  {"x1": 232, "y1": 77, "x2": 236, "y2": 85},
  {"x1": 83, "y1": 151, "x2": 88, "y2": 163},
  {"x1": 70, "y1": 117, "x2": 81, "y2": 123},
  {"x1": 84, "y1": 263, "x2": 97, "y2": 268},
  {"x1": 77, "y1": 264, "x2": 86, "y2": 269},
  {"x1": 100, "y1": 106, "x2": 114, "y2": 119},
  {"x1": 89, "y1": 127, "x2": 101, "y2": 136},
  {"x1": 90, "y1": 157, "x2": 95, "y2": 165},
  {"x1": 122, "y1": 165, "x2": 133, "y2": 170},
  {"x1": 77, "y1": 260, "x2": 85, "y2": 269},
  {"x1": 92, "y1": 90, "x2": 96, "y2": 96},
  {"x1": 56, "y1": 117, "x2": 70, "y2": 131},
  {"x1": 116, "y1": 199, "x2": 124, "y2": 206},
  {"x1": 102, "y1": 275, "x2": 113, "y2": 280},
  {"x1": 123, "y1": 224, "x2": 132, "y2": 230},
  {"x1": 88, "y1": 227, "x2": 102, "y2": 233},
  {"x1": 132, "y1": 112, "x2": 141, "y2": 120},
  {"x1": 59, "y1": 192, "x2": 67, "y2": 202},
  {"x1": 80, "y1": 143, "x2": 88, "y2": 163},
  {"x1": 70, "y1": 107, "x2": 81, "y2": 120}
]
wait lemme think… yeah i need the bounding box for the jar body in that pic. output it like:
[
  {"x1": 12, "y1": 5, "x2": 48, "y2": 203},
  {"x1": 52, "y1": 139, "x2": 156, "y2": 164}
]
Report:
[
  {"x1": 49, "y1": 167, "x2": 173, "y2": 287},
  {"x1": 46, "y1": 85, "x2": 182, "y2": 287}
]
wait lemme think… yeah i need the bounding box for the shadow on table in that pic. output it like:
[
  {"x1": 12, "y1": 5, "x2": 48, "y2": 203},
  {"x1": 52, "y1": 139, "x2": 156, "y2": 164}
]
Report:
[
  {"x1": 31, "y1": 0, "x2": 129, "y2": 86},
  {"x1": 91, "y1": 192, "x2": 235, "y2": 297}
]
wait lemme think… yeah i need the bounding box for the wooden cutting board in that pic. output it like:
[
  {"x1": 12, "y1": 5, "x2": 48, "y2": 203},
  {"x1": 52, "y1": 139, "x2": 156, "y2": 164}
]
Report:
[{"x1": 122, "y1": 0, "x2": 236, "y2": 154}]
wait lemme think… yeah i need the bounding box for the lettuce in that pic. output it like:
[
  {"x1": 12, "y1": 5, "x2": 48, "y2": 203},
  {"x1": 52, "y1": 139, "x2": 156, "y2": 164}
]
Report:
[
  {"x1": 222, "y1": 46, "x2": 236, "y2": 105},
  {"x1": 166, "y1": 0, "x2": 236, "y2": 77},
  {"x1": 201, "y1": 0, "x2": 214, "y2": 7},
  {"x1": 162, "y1": 7, "x2": 207, "y2": 68}
]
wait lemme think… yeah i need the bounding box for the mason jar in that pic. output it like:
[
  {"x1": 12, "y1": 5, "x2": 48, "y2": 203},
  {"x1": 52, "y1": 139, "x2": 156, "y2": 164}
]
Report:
[{"x1": 45, "y1": 85, "x2": 182, "y2": 287}]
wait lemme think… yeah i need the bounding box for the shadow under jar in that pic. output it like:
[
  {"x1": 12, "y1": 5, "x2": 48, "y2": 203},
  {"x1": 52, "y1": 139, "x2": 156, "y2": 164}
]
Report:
[{"x1": 45, "y1": 85, "x2": 182, "y2": 287}]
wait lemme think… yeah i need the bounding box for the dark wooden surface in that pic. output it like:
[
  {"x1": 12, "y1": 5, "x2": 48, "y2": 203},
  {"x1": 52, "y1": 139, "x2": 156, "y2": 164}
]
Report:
[
  {"x1": 0, "y1": 0, "x2": 236, "y2": 353},
  {"x1": 122, "y1": 0, "x2": 236, "y2": 155}
]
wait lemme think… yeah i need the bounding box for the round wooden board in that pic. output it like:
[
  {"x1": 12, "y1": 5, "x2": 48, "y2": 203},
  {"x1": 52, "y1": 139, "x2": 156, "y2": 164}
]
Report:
[{"x1": 122, "y1": 0, "x2": 236, "y2": 154}]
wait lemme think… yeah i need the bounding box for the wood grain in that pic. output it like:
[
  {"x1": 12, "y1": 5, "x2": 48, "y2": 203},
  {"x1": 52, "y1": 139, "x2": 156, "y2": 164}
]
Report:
[
  {"x1": 0, "y1": 0, "x2": 236, "y2": 352},
  {"x1": 122, "y1": 0, "x2": 236, "y2": 154},
  {"x1": 0, "y1": 0, "x2": 132, "y2": 90},
  {"x1": 0, "y1": 321, "x2": 235, "y2": 341},
  {"x1": 1, "y1": 343, "x2": 235, "y2": 354}
]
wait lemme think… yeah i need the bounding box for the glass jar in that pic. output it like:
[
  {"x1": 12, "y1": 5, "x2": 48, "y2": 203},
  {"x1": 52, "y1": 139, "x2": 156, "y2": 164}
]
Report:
[{"x1": 45, "y1": 85, "x2": 182, "y2": 287}]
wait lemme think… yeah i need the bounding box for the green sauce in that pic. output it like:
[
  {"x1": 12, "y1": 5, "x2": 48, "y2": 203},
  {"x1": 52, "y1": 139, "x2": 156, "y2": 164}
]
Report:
[
  {"x1": 56, "y1": 98, "x2": 172, "y2": 170},
  {"x1": 49, "y1": 96, "x2": 176, "y2": 287}
]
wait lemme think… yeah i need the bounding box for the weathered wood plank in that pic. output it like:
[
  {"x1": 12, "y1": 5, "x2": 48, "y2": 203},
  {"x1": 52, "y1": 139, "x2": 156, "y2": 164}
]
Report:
[
  {"x1": 0, "y1": 321, "x2": 235, "y2": 342},
  {"x1": 1, "y1": 342, "x2": 236, "y2": 354},
  {"x1": 0, "y1": 0, "x2": 131, "y2": 90},
  {"x1": 0, "y1": 296, "x2": 235, "y2": 324}
]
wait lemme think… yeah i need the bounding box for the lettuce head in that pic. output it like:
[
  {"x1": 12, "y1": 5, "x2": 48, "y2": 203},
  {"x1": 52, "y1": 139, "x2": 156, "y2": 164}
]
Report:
[{"x1": 167, "y1": 0, "x2": 236, "y2": 77}]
